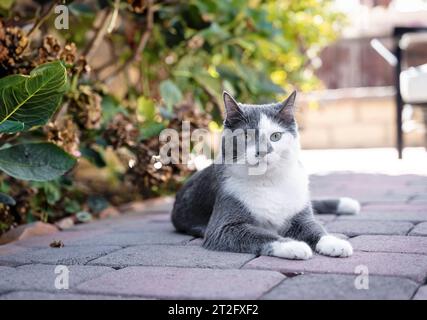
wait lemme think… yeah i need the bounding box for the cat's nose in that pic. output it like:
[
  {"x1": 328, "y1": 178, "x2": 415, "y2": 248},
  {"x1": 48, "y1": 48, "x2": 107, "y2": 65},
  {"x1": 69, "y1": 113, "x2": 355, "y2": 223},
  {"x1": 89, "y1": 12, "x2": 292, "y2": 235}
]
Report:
[
  {"x1": 256, "y1": 143, "x2": 273, "y2": 158},
  {"x1": 256, "y1": 150, "x2": 269, "y2": 158}
]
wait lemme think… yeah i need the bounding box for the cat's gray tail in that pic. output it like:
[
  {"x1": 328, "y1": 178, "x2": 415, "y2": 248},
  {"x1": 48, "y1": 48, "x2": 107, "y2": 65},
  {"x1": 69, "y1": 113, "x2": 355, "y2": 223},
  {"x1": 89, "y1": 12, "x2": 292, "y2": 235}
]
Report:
[{"x1": 311, "y1": 198, "x2": 360, "y2": 215}]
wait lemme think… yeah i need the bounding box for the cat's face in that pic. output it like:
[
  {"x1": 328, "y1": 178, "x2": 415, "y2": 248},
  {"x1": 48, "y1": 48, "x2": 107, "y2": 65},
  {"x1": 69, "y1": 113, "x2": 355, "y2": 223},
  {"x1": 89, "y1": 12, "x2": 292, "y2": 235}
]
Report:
[{"x1": 221, "y1": 91, "x2": 300, "y2": 175}]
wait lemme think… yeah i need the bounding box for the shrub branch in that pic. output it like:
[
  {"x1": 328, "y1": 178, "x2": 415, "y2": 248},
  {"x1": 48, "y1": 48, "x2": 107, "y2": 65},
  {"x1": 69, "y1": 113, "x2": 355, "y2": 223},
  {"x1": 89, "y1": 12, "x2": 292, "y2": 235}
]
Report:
[{"x1": 102, "y1": 0, "x2": 155, "y2": 83}]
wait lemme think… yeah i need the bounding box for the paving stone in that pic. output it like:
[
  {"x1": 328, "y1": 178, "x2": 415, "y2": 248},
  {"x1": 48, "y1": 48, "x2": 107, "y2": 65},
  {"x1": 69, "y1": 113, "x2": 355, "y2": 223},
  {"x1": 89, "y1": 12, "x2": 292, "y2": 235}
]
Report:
[
  {"x1": 350, "y1": 235, "x2": 427, "y2": 255},
  {"x1": 410, "y1": 194, "x2": 427, "y2": 204},
  {"x1": 13, "y1": 230, "x2": 109, "y2": 248},
  {"x1": 65, "y1": 212, "x2": 169, "y2": 232},
  {"x1": 314, "y1": 214, "x2": 337, "y2": 224},
  {"x1": 186, "y1": 238, "x2": 204, "y2": 246},
  {"x1": 66, "y1": 230, "x2": 193, "y2": 247},
  {"x1": 359, "y1": 197, "x2": 411, "y2": 204},
  {"x1": 409, "y1": 222, "x2": 427, "y2": 236},
  {"x1": 262, "y1": 274, "x2": 418, "y2": 300},
  {"x1": 0, "y1": 266, "x2": 14, "y2": 272},
  {"x1": 111, "y1": 220, "x2": 176, "y2": 233},
  {"x1": 115, "y1": 212, "x2": 170, "y2": 222},
  {"x1": 0, "y1": 245, "x2": 121, "y2": 266},
  {"x1": 388, "y1": 189, "x2": 427, "y2": 197},
  {"x1": 407, "y1": 179, "x2": 427, "y2": 187},
  {"x1": 244, "y1": 251, "x2": 427, "y2": 283},
  {"x1": 312, "y1": 189, "x2": 410, "y2": 203},
  {"x1": 311, "y1": 192, "x2": 407, "y2": 204},
  {"x1": 0, "y1": 244, "x2": 29, "y2": 257},
  {"x1": 362, "y1": 204, "x2": 427, "y2": 213},
  {"x1": 88, "y1": 245, "x2": 255, "y2": 269},
  {"x1": 413, "y1": 286, "x2": 427, "y2": 300},
  {"x1": 77, "y1": 266, "x2": 284, "y2": 299},
  {"x1": 144, "y1": 199, "x2": 173, "y2": 213},
  {"x1": 143, "y1": 213, "x2": 170, "y2": 222},
  {"x1": 0, "y1": 264, "x2": 114, "y2": 293},
  {"x1": 0, "y1": 246, "x2": 33, "y2": 267},
  {"x1": 119, "y1": 197, "x2": 174, "y2": 214},
  {"x1": 0, "y1": 222, "x2": 58, "y2": 245},
  {"x1": 325, "y1": 220, "x2": 413, "y2": 237},
  {"x1": 338, "y1": 211, "x2": 427, "y2": 223},
  {"x1": 0, "y1": 267, "x2": 15, "y2": 293},
  {"x1": 0, "y1": 291, "x2": 138, "y2": 300},
  {"x1": 64, "y1": 216, "x2": 150, "y2": 232},
  {"x1": 63, "y1": 223, "x2": 112, "y2": 232},
  {"x1": 1, "y1": 172, "x2": 425, "y2": 299},
  {"x1": 410, "y1": 200, "x2": 427, "y2": 206}
]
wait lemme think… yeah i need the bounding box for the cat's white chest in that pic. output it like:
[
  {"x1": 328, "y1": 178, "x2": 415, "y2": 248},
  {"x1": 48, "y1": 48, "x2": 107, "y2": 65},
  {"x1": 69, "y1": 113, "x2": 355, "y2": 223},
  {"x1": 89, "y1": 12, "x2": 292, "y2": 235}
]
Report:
[{"x1": 224, "y1": 166, "x2": 309, "y2": 230}]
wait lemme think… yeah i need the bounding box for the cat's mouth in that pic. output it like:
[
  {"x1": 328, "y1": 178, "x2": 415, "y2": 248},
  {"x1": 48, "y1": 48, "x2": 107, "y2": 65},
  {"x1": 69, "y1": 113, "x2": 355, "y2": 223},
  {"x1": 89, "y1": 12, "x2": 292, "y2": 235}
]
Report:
[{"x1": 247, "y1": 157, "x2": 270, "y2": 167}]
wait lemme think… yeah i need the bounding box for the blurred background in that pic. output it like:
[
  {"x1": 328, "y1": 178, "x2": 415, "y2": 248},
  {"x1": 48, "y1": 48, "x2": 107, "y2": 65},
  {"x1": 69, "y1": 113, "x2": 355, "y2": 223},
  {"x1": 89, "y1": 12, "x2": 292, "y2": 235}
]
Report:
[
  {"x1": 0, "y1": 0, "x2": 426, "y2": 235},
  {"x1": 299, "y1": 0, "x2": 427, "y2": 151}
]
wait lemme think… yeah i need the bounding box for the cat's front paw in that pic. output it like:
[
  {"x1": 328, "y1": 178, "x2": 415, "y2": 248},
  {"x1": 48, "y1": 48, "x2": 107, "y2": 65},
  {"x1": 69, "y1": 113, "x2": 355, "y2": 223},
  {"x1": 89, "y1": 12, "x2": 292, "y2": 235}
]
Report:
[
  {"x1": 316, "y1": 235, "x2": 353, "y2": 258},
  {"x1": 270, "y1": 240, "x2": 313, "y2": 260}
]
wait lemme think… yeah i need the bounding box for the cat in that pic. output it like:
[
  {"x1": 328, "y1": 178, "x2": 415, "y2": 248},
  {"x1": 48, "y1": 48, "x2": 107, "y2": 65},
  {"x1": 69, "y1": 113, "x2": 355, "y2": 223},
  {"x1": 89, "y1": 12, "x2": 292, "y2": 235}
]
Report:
[{"x1": 171, "y1": 91, "x2": 359, "y2": 260}]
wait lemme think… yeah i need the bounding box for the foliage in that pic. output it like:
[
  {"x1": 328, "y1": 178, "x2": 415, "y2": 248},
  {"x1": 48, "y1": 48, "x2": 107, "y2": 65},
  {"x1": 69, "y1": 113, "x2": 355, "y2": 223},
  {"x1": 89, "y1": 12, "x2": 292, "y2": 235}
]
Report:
[
  {"x1": 0, "y1": 61, "x2": 67, "y2": 128},
  {"x1": 0, "y1": 0, "x2": 344, "y2": 234},
  {"x1": 0, "y1": 142, "x2": 76, "y2": 181},
  {"x1": 0, "y1": 61, "x2": 75, "y2": 183}
]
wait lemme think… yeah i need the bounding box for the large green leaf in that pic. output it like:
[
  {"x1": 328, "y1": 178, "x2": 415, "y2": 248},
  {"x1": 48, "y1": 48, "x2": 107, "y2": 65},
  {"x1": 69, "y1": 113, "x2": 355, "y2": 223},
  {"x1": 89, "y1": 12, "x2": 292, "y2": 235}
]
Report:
[
  {"x1": 0, "y1": 61, "x2": 67, "y2": 129},
  {"x1": 0, "y1": 143, "x2": 76, "y2": 181}
]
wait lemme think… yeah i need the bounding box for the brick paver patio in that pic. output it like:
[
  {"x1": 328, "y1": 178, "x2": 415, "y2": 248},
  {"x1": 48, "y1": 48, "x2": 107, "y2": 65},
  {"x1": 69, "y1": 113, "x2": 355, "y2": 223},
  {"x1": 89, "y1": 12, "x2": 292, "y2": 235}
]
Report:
[{"x1": 1, "y1": 172, "x2": 427, "y2": 300}]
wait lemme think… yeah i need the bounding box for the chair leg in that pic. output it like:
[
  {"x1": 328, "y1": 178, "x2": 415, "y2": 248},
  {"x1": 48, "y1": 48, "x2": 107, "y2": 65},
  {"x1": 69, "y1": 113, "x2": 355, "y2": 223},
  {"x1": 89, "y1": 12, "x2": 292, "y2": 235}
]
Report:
[
  {"x1": 396, "y1": 99, "x2": 403, "y2": 159},
  {"x1": 421, "y1": 105, "x2": 427, "y2": 150},
  {"x1": 394, "y1": 42, "x2": 403, "y2": 159}
]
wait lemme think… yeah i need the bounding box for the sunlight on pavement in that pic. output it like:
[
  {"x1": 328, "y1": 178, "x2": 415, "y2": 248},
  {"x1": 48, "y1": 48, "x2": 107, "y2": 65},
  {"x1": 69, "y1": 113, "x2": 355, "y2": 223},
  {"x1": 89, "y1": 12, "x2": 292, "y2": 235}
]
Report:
[{"x1": 301, "y1": 147, "x2": 427, "y2": 176}]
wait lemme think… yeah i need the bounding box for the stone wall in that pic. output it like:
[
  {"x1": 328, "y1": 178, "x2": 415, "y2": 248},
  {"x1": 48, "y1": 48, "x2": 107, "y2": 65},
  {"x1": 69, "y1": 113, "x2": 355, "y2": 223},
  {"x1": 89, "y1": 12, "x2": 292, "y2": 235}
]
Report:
[{"x1": 297, "y1": 87, "x2": 426, "y2": 149}]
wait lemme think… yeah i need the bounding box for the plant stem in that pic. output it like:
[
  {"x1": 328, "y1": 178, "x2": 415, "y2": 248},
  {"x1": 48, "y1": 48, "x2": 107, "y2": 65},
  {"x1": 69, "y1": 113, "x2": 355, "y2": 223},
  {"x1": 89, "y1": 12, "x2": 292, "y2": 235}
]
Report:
[
  {"x1": 81, "y1": 9, "x2": 112, "y2": 60},
  {"x1": 27, "y1": 0, "x2": 59, "y2": 38},
  {"x1": 102, "y1": 0, "x2": 155, "y2": 83},
  {"x1": 82, "y1": 0, "x2": 121, "y2": 61}
]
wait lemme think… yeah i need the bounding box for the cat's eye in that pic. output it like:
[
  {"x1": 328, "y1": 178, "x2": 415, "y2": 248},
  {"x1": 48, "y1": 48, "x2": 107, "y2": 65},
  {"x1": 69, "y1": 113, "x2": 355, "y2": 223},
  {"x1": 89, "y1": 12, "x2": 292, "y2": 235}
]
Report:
[{"x1": 270, "y1": 132, "x2": 282, "y2": 142}]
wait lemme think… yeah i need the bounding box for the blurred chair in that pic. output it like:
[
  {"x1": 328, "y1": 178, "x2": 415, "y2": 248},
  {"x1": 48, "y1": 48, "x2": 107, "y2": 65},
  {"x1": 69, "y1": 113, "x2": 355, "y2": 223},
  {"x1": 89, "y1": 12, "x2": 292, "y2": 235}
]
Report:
[{"x1": 372, "y1": 27, "x2": 427, "y2": 158}]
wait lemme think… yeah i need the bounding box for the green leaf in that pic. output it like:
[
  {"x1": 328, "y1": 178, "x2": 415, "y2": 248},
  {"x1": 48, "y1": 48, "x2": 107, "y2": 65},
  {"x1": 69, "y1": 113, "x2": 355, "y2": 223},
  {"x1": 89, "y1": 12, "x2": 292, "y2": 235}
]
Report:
[
  {"x1": 69, "y1": 3, "x2": 95, "y2": 18},
  {"x1": 137, "y1": 96, "x2": 156, "y2": 122},
  {"x1": 64, "y1": 198, "x2": 81, "y2": 213},
  {"x1": 0, "y1": 180, "x2": 10, "y2": 193},
  {"x1": 101, "y1": 95, "x2": 127, "y2": 125},
  {"x1": 31, "y1": 181, "x2": 62, "y2": 205},
  {"x1": 87, "y1": 195, "x2": 109, "y2": 213},
  {"x1": 80, "y1": 146, "x2": 106, "y2": 168},
  {"x1": 159, "y1": 80, "x2": 182, "y2": 111},
  {"x1": 0, "y1": 0, "x2": 15, "y2": 10},
  {"x1": 0, "y1": 61, "x2": 67, "y2": 129},
  {"x1": 0, "y1": 143, "x2": 76, "y2": 181},
  {"x1": 140, "y1": 122, "x2": 166, "y2": 140},
  {"x1": 0, "y1": 192, "x2": 16, "y2": 206},
  {"x1": 192, "y1": 71, "x2": 222, "y2": 104},
  {"x1": 181, "y1": 4, "x2": 211, "y2": 30},
  {"x1": 0, "y1": 120, "x2": 25, "y2": 133}
]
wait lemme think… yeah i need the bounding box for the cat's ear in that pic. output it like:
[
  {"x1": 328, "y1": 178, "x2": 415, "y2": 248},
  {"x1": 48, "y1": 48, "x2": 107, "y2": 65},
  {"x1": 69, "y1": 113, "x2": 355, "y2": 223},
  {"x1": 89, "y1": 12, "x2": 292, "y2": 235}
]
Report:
[
  {"x1": 276, "y1": 90, "x2": 297, "y2": 120},
  {"x1": 223, "y1": 91, "x2": 242, "y2": 119}
]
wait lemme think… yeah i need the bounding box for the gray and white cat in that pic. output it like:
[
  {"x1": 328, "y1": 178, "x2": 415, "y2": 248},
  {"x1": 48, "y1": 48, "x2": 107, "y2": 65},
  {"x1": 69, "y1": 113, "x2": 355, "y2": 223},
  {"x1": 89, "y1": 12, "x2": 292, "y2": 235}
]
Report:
[{"x1": 172, "y1": 91, "x2": 359, "y2": 260}]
